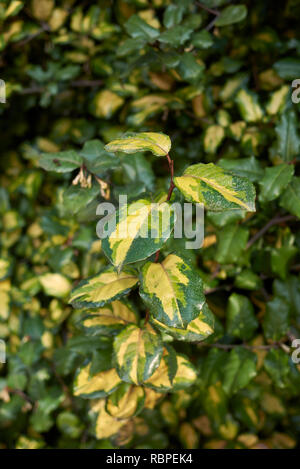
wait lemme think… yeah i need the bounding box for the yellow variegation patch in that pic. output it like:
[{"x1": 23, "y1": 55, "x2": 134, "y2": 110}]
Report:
[
  {"x1": 40, "y1": 273, "x2": 72, "y2": 298},
  {"x1": 74, "y1": 363, "x2": 121, "y2": 398},
  {"x1": 104, "y1": 132, "x2": 171, "y2": 156},
  {"x1": 144, "y1": 388, "x2": 164, "y2": 409},
  {"x1": 204, "y1": 125, "x2": 225, "y2": 153},
  {"x1": 0, "y1": 290, "x2": 10, "y2": 320},
  {"x1": 82, "y1": 300, "x2": 138, "y2": 335},
  {"x1": 106, "y1": 384, "x2": 145, "y2": 419},
  {"x1": 236, "y1": 89, "x2": 264, "y2": 122},
  {"x1": 69, "y1": 267, "x2": 139, "y2": 308},
  {"x1": 91, "y1": 90, "x2": 124, "y2": 119},
  {"x1": 174, "y1": 163, "x2": 256, "y2": 212},
  {"x1": 144, "y1": 347, "x2": 177, "y2": 392},
  {"x1": 102, "y1": 199, "x2": 175, "y2": 270},
  {"x1": 173, "y1": 355, "x2": 198, "y2": 390},
  {"x1": 91, "y1": 400, "x2": 128, "y2": 439},
  {"x1": 140, "y1": 254, "x2": 206, "y2": 329},
  {"x1": 266, "y1": 85, "x2": 289, "y2": 115},
  {"x1": 151, "y1": 303, "x2": 214, "y2": 342},
  {"x1": 113, "y1": 323, "x2": 163, "y2": 384},
  {"x1": 0, "y1": 258, "x2": 11, "y2": 280}
]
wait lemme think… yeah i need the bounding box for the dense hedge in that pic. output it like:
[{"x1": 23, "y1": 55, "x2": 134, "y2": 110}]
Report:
[{"x1": 0, "y1": 0, "x2": 300, "y2": 449}]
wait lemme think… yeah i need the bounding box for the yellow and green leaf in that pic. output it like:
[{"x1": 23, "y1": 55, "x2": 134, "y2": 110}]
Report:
[
  {"x1": 104, "y1": 132, "x2": 171, "y2": 157},
  {"x1": 235, "y1": 88, "x2": 264, "y2": 122},
  {"x1": 172, "y1": 354, "x2": 198, "y2": 390},
  {"x1": 69, "y1": 266, "x2": 139, "y2": 308},
  {"x1": 39, "y1": 273, "x2": 72, "y2": 298},
  {"x1": 0, "y1": 257, "x2": 13, "y2": 280},
  {"x1": 90, "y1": 90, "x2": 124, "y2": 119},
  {"x1": 174, "y1": 163, "x2": 256, "y2": 212},
  {"x1": 73, "y1": 363, "x2": 121, "y2": 399},
  {"x1": 140, "y1": 254, "x2": 206, "y2": 329},
  {"x1": 102, "y1": 198, "x2": 176, "y2": 271},
  {"x1": 113, "y1": 323, "x2": 163, "y2": 385},
  {"x1": 106, "y1": 383, "x2": 145, "y2": 419},
  {"x1": 144, "y1": 346, "x2": 178, "y2": 392},
  {"x1": 81, "y1": 300, "x2": 139, "y2": 336},
  {"x1": 144, "y1": 388, "x2": 164, "y2": 409},
  {"x1": 151, "y1": 303, "x2": 214, "y2": 342},
  {"x1": 91, "y1": 399, "x2": 128, "y2": 439}
]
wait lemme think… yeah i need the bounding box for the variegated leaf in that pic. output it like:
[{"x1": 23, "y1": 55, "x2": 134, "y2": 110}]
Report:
[
  {"x1": 144, "y1": 346, "x2": 178, "y2": 392},
  {"x1": 174, "y1": 163, "x2": 256, "y2": 212},
  {"x1": 113, "y1": 323, "x2": 163, "y2": 385},
  {"x1": 139, "y1": 254, "x2": 206, "y2": 329},
  {"x1": 73, "y1": 363, "x2": 121, "y2": 399},
  {"x1": 144, "y1": 388, "x2": 164, "y2": 410},
  {"x1": 151, "y1": 303, "x2": 214, "y2": 342},
  {"x1": 80, "y1": 300, "x2": 139, "y2": 336},
  {"x1": 69, "y1": 266, "x2": 139, "y2": 308},
  {"x1": 102, "y1": 198, "x2": 175, "y2": 271},
  {"x1": 106, "y1": 383, "x2": 145, "y2": 419},
  {"x1": 104, "y1": 132, "x2": 171, "y2": 157},
  {"x1": 91, "y1": 400, "x2": 128, "y2": 439},
  {"x1": 173, "y1": 354, "x2": 198, "y2": 390}
]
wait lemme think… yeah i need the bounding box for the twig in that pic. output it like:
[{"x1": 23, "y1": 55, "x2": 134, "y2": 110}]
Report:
[
  {"x1": 196, "y1": 1, "x2": 219, "y2": 16},
  {"x1": 6, "y1": 387, "x2": 34, "y2": 405},
  {"x1": 246, "y1": 214, "x2": 296, "y2": 249},
  {"x1": 144, "y1": 310, "x2": 150, "y2": 325},
  {"x1": 154, "y1": 153, "x2": 175, "y2": 263},
  {"x1": 70, "y1": 79, "x2": 103, "y2": 88},
  {"x1": 206, "y1": 17, "x2": 218, "y2": 31},
  {"x1": 196, "y1": 1, "x2": 220, "y2": 31},
  {"x1": 166, "y1": 153, "x2": 175, "y2": 202}
]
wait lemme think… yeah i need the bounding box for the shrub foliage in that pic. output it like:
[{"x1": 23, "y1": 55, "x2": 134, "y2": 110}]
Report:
[{"x1": 0, "y1": 0, "x2": 300, "y2": 449}]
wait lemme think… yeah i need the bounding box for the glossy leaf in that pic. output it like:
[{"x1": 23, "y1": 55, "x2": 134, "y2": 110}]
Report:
[
  {"x1": 104, "y1": 132, "x2": 171, "y2": 157},
  {"x1": 263, "y1": 297, "x2": 290, "y2": 341},
  {"x1": 101, "y1": 198, "x2": 175, "y2": 271},
  {"x1": 106, "y1": 383, "x2": 145, "y2": 420},
  {"x1": 280, "y1": 177, "x2": 300, "y2": 218},
  {"x1": 73, "y1": 363, "x2": 121, "y2": 399},
  {"x1": 151, "y1": 303, "x2": 214, "y2": 343},
  {"x1": 172, "y1": 354, "x2": 198, "y2": 390},
  {"x1": 113, "y1": 323, "x2": 163, "y2": 385},
  {"x1": 215, "y1": 5, "x2": 247, "y2": 27},
  {"x1": 91, "y1": 400, "x2": 127, "y2": 440},
  {"x1": 222, "y1": 348, "x2": 257, "y2": 395},
  {"x1": 69, "y1": 267, "x2": 139, "y2": 308},
  {"x1": 259, "y1": 164, "x2": 294, "y2": 203},
  {"x1": 226, "y1": 293, "x2": 258, "y2": 341},
  {"x1": 174, "y1": 163, "x2": 256, "y2": 212},
  {"x1": 140, "y1": 254, "x2": 206, "y2": 329},
  {"x1": 218, "y1": 156, "x2": 264, "y2": 183},
  {"x1": 275, "y1": 110, "x2": 300, "y2": 162},
  {"x1": 215, "y1": 224, "x2": 249, "y2": 264},
  {"x1": 38, "y1": 150, "x2": 83, "y2": 173},
  {"x1": 124, "y1": 15, "x2": 160, "y2": 41},
  {"x1": 144, "y1": 346, "x2": 178, "y2": 392},
  {"x1": 80, "y1": 300, "x2": 139, "y2": 336}
]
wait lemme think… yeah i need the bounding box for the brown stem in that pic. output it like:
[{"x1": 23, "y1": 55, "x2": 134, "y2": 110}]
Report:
[
  {"x1": 154, "y1": 153, "x2": 175, "y2": 262},
  {"x1": 166, "y1": 153, "x2": 175, "y2": 201},
  {"x1": 196, "y1": 1, "x2": 220, "y2": 16},
  {"x1": 6, "y1": 388, "x2": 34, "y2": 404},
  {"x1": 144, "y1": 310, "x2": 150, "y2": 325},
  {"x1": 154, "y1": 251, "x2": 160, "y2": 263},
  {"x1": 246, "y1": 214, "x2": 297, "y2": 249}
]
